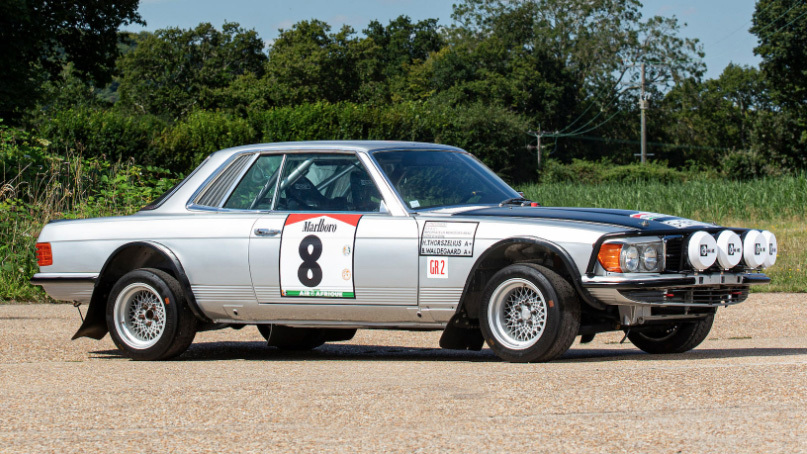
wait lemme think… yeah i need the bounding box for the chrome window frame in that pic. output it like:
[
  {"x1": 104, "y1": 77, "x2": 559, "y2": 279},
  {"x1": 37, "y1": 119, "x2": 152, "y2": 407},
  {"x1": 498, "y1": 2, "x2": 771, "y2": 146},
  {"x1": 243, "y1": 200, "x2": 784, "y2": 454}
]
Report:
[{"x1": 186, "y1": 148, "x2": 407, "y2": 216}]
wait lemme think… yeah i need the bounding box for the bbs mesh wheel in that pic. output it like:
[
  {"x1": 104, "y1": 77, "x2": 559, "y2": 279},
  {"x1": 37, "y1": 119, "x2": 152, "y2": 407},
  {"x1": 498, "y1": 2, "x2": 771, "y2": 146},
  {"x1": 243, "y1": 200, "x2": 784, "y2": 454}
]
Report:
[
  {"x1": 479, "y1": 263, "x2": 580, "y2": 363},
  {"x1": 106, "y1": 268, "x2": 197, "y2": 360}
]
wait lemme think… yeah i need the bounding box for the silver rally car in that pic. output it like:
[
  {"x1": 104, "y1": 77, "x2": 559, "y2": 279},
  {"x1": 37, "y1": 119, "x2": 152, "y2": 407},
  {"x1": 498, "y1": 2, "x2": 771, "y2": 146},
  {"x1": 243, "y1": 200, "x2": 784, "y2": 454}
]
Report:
[{"x1": 31, "y1": 141, "x2": 777, "y2": 362}]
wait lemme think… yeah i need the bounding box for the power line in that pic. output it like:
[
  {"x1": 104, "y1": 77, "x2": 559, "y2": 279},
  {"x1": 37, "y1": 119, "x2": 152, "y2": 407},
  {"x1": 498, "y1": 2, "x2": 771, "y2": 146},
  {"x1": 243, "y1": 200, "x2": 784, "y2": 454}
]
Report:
[
  {"x1": 556, "y1": 68, "x2": 629, "y2": 134},
  {"x1": 753, "y1": 0, "x2": 804, "y2": 36},
  {"x1": 551, "y1": 134, "x2": 731, "y2": 152},
  {"x1": 711, "y1": 0, "x2": 778, "y2": 46},
  {"x1": 766, "y1": 6, "x2": 807, "y2": 36}
]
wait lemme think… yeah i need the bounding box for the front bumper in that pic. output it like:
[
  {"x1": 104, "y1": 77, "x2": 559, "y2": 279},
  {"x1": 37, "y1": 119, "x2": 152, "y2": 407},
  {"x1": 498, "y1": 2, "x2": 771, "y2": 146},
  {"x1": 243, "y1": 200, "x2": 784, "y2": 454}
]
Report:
[{"x1": 581, "y1": 272, "x2": 770, "y2": 307}]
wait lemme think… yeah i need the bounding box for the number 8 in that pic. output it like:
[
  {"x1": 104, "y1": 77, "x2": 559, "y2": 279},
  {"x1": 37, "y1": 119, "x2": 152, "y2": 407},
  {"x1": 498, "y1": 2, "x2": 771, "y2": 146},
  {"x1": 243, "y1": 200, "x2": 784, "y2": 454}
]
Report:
[{"x1": 298, "y1": 235, "x2": 323, "y2": 287}]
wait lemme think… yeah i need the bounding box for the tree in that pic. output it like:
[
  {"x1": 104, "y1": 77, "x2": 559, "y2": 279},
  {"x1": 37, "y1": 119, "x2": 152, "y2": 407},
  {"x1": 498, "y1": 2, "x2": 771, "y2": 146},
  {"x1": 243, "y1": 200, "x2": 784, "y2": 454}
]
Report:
[
  {"x1": 0, "y1": 0, "x2": 142, "y2": 121},
  {"x1": 263, "y1": 20, "x2": 376, "y2": 105},
  {"x1": 117, "y1": 22, "x2": 267, "y2": 120},
  {"x1": 660, "y1": 65, "x2": 771, "y2": 167},
  {"x1": 423, "y1": 0, "x2": 704, "y2": 162},
  {"x1": 751, "y1": 0, "x2": 807, "y2": 116}
]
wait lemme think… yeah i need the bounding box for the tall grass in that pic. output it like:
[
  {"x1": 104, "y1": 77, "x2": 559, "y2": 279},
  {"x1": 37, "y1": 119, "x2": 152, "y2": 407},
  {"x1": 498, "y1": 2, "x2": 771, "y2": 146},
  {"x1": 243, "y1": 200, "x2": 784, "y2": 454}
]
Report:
[{"x1": 521, "y1": 176, "x2": 807, "y2": 222}]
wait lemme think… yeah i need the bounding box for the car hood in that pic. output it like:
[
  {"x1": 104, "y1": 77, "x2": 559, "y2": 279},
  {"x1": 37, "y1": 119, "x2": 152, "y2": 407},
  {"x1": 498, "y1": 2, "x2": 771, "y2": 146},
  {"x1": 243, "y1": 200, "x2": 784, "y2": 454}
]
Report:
[{"x1": 443, "y1": 206, "x2": 721, "y2": 232}]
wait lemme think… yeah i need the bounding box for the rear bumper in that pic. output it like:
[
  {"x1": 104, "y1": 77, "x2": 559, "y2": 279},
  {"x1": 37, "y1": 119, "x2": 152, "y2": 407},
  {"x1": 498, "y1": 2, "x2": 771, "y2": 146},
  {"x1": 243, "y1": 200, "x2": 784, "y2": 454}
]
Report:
[
  {"x1": 30, "y1": 273, "x2": 98, "y2": 303},
  {"x1": 581, "y1": 272, "x2": 770, "y2": 307}
]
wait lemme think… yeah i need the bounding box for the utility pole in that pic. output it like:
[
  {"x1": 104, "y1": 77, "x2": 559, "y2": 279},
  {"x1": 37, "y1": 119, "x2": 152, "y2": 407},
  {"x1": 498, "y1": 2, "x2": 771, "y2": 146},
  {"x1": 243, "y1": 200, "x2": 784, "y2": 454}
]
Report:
[
  {"x1": 639, "y1": 62, "x2": 648, "y2": 165},
  {"x1": 527, "y1": 129, "x2": 542, "y2": 169}
]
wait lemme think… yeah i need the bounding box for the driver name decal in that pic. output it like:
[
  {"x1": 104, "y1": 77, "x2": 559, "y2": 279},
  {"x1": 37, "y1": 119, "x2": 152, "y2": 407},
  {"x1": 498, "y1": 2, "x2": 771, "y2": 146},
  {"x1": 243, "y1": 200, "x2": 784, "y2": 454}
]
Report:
[
  {"x1": 280, "y1": 214, "x2": 362, "y2": 298},
  {"x1": 420, "y1": 221, "x2": 478, "y2": 257}
]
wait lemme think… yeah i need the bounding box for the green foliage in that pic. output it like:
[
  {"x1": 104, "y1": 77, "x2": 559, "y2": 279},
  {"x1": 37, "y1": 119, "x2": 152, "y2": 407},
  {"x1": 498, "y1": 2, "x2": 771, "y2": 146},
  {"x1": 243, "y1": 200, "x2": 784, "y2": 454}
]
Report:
[
  {"x1": 248, "y1": 101, "x2": 532, "y2": 181},
  {"x1": 0, "y1": 0, "x2": 142, "y2": 121},
  {"x1": 521, "y1": 174, "x2": 807, "y2": 222},
  {"x1": 539, "y1": 159, "x2": 689, "y2": 184},
  {"x1": 117, "y1": 22, "x2": 267, "y2": 120},
  {"x1": 1, "y1": 124, "x2": 179, "y2": 301},
  {"x1": 752, "y1": 0, "x2": 807, "y2": 116},
  {"x1": 41, "y1": 107, "x2": 165, "y2": 164},
  {"x1": 159, "y1": 111, "x2": 256, "y2": 170}
]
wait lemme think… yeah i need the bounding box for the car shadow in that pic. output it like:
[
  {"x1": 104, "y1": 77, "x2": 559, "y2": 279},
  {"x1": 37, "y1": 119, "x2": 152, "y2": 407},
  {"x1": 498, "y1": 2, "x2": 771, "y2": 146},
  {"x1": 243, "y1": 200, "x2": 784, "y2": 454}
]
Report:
[{"x1": 91, "y1": 342, "x2": 807, "y2": 363}]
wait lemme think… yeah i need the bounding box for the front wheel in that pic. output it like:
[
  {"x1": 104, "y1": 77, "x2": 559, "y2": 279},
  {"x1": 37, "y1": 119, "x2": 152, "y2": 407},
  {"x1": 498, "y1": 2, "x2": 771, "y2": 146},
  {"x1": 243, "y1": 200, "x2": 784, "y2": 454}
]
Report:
[
  {"x1": 106, "y1": 268, "x2": 197, "y2": 360},
  {"x1": 479, "y1": 264, "x2": 580, "y2": 363},
  {"x1": 627, "y1": 315, "x2": 714, "y2": 354}
]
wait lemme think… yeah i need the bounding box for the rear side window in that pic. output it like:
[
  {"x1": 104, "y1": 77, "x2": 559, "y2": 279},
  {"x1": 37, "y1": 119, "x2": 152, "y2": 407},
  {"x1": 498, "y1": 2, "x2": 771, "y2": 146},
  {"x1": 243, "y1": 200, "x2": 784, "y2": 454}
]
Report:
[
  {"x1": 193, "y1": 154, "x2": 254, "y2": 208},
  {"x1": 224, "y1": 154, "x2": 284, "y2": 210}
]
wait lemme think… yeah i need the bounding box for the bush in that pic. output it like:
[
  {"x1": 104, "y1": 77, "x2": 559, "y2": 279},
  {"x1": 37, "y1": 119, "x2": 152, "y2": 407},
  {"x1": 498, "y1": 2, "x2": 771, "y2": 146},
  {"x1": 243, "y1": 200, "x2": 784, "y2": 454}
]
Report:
[
  {"x1": 158, "y1": 110, "x2": 256, "y2": 170},
  {"x1": 539, "y1": 159, "x2": 689, "y2": 184},
  {"x1": 40, "y1": 107, "x2": 165, "y2": 164},
  {"x1": 248, "y1": 101, "x2": 533, "y2": 181}
]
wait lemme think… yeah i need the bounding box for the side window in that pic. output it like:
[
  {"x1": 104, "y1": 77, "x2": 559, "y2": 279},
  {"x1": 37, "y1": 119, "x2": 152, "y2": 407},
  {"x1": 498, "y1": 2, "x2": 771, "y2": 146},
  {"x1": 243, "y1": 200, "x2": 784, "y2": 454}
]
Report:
[
  {"x1": 223, "y1": 154, "x2": 284, "y2": 210},
  {"x1": 275, "y1": 153, "x2": 383, "y2": 212}
]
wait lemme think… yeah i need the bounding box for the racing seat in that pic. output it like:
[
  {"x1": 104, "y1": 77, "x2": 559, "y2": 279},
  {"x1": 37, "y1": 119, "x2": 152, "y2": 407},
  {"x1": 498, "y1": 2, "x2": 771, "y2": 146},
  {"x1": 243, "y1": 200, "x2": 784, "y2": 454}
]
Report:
[{"x1": 349, "y1": 170, "x2": 381, "y2": 212}]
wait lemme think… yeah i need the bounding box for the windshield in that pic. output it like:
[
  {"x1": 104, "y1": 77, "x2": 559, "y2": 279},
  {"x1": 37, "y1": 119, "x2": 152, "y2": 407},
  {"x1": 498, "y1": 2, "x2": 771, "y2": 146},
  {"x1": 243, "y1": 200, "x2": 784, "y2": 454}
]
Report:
[{"x1": 373, "y1": 150, "x2": 520, "y2": 210}]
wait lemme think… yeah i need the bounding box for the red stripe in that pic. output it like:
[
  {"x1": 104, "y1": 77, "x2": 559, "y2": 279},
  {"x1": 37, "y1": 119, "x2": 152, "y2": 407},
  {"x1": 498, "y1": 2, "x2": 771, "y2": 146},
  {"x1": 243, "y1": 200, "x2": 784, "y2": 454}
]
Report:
[{"x1": 285, "y1": 213, "x2": 362, "y2": 227}]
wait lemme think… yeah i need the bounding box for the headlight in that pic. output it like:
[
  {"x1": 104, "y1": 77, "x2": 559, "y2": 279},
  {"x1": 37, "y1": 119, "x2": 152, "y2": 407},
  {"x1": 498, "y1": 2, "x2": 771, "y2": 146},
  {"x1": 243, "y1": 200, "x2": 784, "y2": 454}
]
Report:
[
  {"x1": 598, "y1": 238, "x2": 664, "y2": 273},
  {"x1": 641, "y1": 245, "x2": 659, "y2": 271},
  {"x1": 622, "y1": 246, "x2": 640, "y2": 272}
]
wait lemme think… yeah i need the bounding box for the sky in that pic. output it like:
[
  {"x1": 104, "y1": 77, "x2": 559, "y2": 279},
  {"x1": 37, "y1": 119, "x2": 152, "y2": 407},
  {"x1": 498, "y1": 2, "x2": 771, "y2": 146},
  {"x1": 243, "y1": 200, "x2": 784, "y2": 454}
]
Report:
[{"x1": 127, "y1": 0, "x2": 762, "y2": 80}]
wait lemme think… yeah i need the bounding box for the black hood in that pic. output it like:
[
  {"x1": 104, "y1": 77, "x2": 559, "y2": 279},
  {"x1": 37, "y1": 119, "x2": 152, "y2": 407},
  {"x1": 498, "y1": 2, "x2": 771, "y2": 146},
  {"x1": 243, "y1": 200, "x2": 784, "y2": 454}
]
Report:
[{"x1": 455, "y1": 206, "x2": 720, "y2": 232}]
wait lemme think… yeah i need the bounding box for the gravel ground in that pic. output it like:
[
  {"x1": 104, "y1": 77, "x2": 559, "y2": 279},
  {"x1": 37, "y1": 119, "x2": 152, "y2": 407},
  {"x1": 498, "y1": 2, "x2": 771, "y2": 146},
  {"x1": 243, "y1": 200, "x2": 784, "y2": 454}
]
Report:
[{"x1": 1, "y1": 293, "x2": 805, "y2": 453}]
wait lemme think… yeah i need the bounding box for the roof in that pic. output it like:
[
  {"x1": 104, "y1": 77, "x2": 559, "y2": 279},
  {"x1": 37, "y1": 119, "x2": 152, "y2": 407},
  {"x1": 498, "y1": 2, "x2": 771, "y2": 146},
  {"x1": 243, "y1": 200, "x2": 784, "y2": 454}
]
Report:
[{"x1": 208, "y1": 140, "x2": 466, "y2": 160}]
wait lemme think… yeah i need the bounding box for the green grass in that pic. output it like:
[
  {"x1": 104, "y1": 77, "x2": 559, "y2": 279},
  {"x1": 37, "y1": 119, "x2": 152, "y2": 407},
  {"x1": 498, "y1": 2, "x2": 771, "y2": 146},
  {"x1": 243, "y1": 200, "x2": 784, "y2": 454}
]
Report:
[{"x1": 521, "y1": 176, "x2": 807, "y2": 292}]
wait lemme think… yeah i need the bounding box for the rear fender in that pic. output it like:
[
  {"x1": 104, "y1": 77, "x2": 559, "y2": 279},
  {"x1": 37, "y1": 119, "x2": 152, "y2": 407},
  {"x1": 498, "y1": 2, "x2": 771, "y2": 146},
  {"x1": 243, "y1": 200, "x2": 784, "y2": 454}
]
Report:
[{"x1": 72, "y1": 241, "x2": 210, "y2": 340}]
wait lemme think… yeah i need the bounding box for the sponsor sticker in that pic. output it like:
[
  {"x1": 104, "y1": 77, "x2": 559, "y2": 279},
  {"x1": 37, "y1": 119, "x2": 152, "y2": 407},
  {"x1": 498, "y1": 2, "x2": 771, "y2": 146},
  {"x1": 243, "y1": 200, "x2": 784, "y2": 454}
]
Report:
[
  {"x1": 630, "y1": 212, "x2": 665, "y2": 220},
  {"x1": 420, "y1": 221, "x2": 478, "y2": 257},
  {"x1": 426, "y1": 257, "x2": 448, "y2": 279},
  {"x1": 661, "y1": 218, "x2": 714, "y2": 229},
  {"x1": 279, "y1": 214, "x2": 361, "y2": 298}
]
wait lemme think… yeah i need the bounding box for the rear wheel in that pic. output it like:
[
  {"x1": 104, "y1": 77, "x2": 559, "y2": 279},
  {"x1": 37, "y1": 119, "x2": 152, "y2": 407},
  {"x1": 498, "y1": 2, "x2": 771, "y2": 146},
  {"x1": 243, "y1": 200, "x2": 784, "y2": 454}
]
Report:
[
  {"x1": 479, "y1": 264, "x2": 580, "y2": 363},
  {"x1": 627, "y1": 315, "x2": 714, "y2": 354},
  {"x1": 106, "y1": 268, "x2": 197, "y2": 360}
]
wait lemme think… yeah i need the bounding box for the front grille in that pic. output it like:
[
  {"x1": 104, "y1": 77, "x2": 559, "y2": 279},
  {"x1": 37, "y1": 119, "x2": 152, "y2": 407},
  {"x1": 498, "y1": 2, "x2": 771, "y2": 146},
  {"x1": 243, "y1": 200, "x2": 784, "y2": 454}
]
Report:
[
  {"x1": 620, "y1": 286, "x2": 749, "y2": 306},
  {"x1": 664, "y1": 236, "x2": 685, "y2": 272}
]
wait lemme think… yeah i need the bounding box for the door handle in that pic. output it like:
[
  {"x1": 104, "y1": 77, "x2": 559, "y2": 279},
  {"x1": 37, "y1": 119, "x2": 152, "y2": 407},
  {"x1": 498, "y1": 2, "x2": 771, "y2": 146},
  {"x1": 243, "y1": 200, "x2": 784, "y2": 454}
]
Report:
[{"x1": 254, "y1": 228, "x2": 281, "y2": 237}]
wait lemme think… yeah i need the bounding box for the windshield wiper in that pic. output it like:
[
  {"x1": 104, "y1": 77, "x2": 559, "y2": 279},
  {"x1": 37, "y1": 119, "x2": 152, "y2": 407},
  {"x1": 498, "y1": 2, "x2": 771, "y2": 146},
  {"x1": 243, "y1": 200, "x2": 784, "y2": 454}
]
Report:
[{"x1": 498, "y1": 197, "x2": 539, "y2": 207}]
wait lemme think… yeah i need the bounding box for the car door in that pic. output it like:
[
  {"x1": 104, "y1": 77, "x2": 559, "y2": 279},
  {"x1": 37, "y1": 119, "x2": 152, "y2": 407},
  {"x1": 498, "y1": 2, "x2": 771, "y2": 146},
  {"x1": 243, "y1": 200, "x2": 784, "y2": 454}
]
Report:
[{"x1": 249, "y1": 151, "x2": 419, "y2": 314}]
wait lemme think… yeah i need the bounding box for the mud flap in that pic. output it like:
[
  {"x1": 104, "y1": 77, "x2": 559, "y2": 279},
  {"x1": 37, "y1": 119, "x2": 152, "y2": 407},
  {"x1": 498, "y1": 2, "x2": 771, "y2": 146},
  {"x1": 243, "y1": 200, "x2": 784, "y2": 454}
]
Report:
[
  {"x1": 71, "y1": 298, "x2": 108, "y2": 340},
  {"x1": 439, "y1": 315, "x2": 484, "y2": 351}
]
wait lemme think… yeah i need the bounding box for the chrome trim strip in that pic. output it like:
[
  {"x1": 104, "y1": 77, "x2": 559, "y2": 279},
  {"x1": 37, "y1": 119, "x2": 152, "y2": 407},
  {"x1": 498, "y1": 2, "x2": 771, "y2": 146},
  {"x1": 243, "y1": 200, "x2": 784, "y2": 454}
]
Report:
[
  {"x1": 218, "y1": 320, "x2": 445, "y2": 329},
  {"x1": 30, "y1": 273, "x2": 99, "y2": 285}
]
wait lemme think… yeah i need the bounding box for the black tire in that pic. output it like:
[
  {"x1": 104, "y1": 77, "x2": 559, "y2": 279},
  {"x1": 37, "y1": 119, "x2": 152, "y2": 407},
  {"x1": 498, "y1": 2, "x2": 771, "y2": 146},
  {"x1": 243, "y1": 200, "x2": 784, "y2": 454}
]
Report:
[
  {"x1": 627, "y1": 315, "x2": 714, "y2": 354},
  {"x1": 106, "y1": 268, "x2": 197, "y2": 360},
  {"x1": 479, "y1": 263, "x2": 580, "y2": 363},
  {"x1": 257, "y1": 325, "x2": 326, "y2": 350}
]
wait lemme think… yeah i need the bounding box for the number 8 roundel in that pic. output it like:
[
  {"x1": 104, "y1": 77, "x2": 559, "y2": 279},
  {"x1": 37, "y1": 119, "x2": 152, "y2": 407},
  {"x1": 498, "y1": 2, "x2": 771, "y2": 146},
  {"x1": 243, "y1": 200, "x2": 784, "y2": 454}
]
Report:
[{"x1": 279, "y1": 214, "x2": 362, "y2": 298}]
